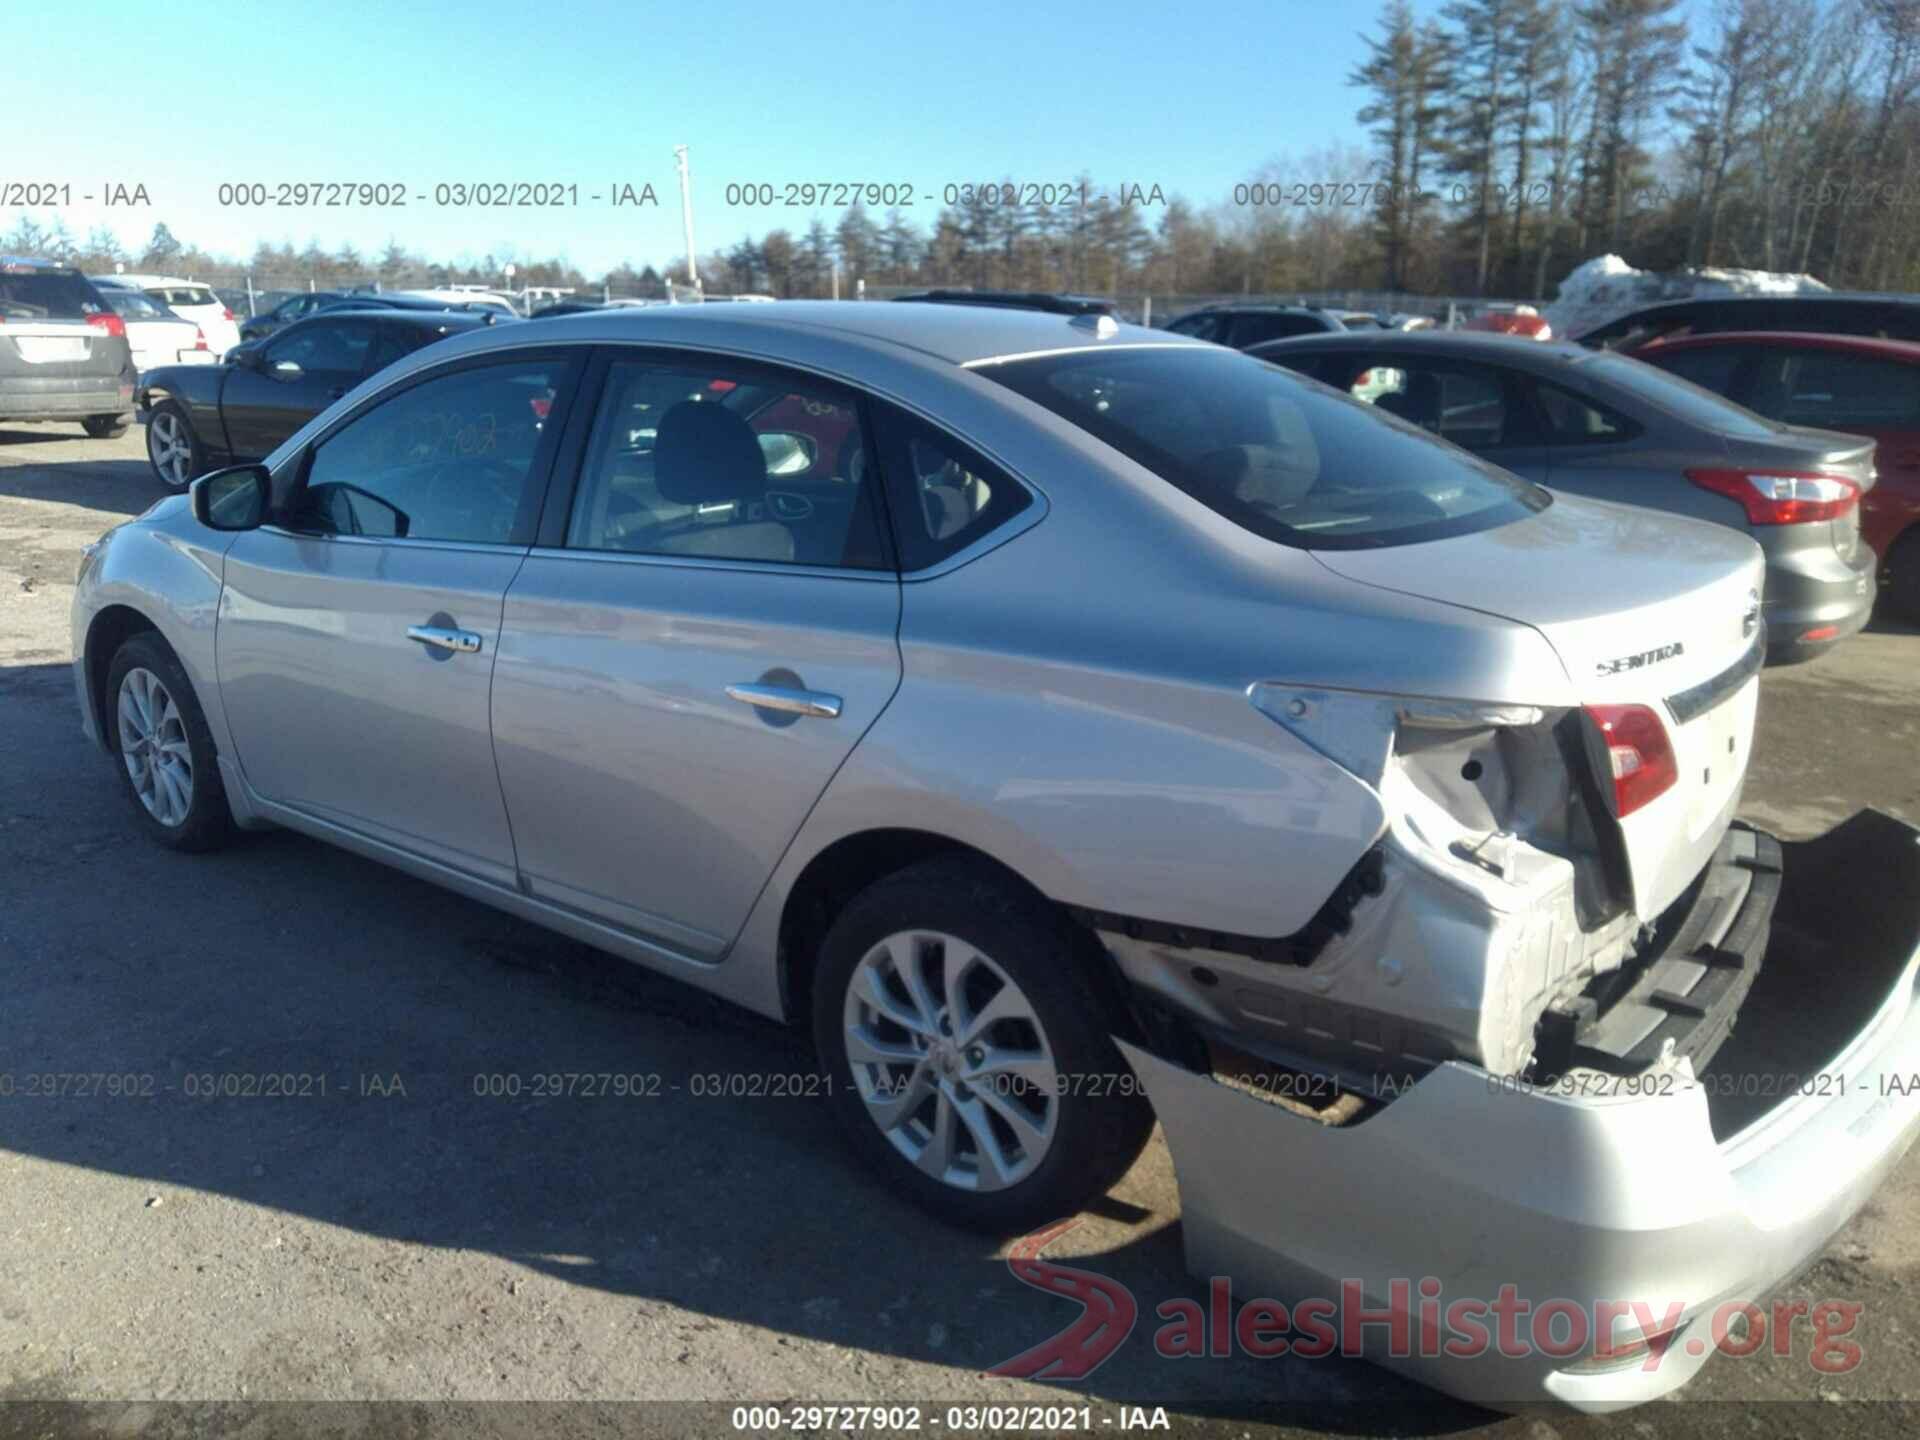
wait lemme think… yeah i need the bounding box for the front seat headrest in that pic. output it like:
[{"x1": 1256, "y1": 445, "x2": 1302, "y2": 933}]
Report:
[{"x1": 654, "y1": 400, "x2": 767, "y2": 504}]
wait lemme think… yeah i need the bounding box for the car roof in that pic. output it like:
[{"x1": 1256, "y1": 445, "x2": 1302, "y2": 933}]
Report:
[
  {"x1": 1250, "y1": 329, "x2": 1595, "y2": 365},
  {"x1": 303, "y1": 307, "x2": 493, "y2": 330},
  {"x1": 100, "y1": 274, "x2": 209, "y2": 289},
  {"x1": 1180, "y1": 302, "x2": 1328, "y2": 316},
  {"x1": 1637, "y1": 329, "x2": 1920, "y2": 362},
  {"x1": 489, "y1": 299, "x2": 1205, "y2": 367},
  {"x1": 3, "y1": 255, "x2": 81, "y2": 273}
]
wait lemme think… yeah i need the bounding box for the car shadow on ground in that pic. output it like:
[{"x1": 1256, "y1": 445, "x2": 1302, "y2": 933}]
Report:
[
  {"x1": 0, "y1": 662, "x2": 1505, "y2": 1436},
  {"x1": 0, "y1": 433, "x2": 165, "y2": 518}
]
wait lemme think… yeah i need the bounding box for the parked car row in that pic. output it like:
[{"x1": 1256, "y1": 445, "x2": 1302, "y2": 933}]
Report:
[{"x1": 74, "y1": 299, "x2": 1920, "y2": 1411}]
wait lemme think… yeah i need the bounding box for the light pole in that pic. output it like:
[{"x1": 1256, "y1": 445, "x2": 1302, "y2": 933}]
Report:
[{"x1": 675, "y1": 144, "x2": 699, "y2": 295}]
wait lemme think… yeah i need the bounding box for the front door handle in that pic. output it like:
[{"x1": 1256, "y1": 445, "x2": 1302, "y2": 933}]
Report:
[
  {"x1": 407, "y1": 624, "x2": 483, "y2": 655},
  {"x1": 724, "y1": 682, "x2": 842, "y2": 719}
]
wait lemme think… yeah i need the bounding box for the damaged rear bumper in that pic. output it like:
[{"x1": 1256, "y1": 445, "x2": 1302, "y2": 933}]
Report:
[{"x1": 1119, "y1": 811, "x2": 1920, "y2": 1411}]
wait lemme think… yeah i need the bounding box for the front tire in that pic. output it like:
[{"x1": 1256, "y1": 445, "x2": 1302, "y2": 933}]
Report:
[
  {"x1": 813, "y1": 857, "x2": 1153, "y2": 1233},
  {"x1": 1881, "y1": 528, "x2": 1920, "y2": 626},
  {"x1": 83, "y1": 414, "x2": 131, "y2": 439},
  {"x1": 105, "y1": 632, "x2": 235, "y2": 852},
  {"x1": 145, "y1": 401, "x2": 203, "y2": 490}
]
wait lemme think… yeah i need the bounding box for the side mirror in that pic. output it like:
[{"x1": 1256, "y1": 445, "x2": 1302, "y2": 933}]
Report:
[
  {"x1": 757, "y1": 430, "x2": 817, "y2": 477},
  {"x1": 191, "y1": 464, "x2": 271, "y2": 532},
  {"x1": 228, "y1": 343, "x2": 263, "y2": 370}
]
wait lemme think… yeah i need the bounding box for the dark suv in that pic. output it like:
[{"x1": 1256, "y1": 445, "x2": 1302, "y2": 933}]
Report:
[
  {"x1": 1162, "y1": 303, "x2": 1382, "y2": 349},
  {"x1": 0, "y1": 258, "x2": 137, "y2": 437},
  {"x1": 1575, "y1": 294, "x2": 1920, "y2": 350}
]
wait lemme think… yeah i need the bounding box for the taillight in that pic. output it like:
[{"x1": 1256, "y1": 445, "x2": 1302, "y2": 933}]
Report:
[
  {"x1": 86, "y1": 312, "x2": 127, "y2": 340},
  {"x1": 222, "y1": 308, "x2": 236, "y2": 322},
  {"x1": 1685, "y1": 468, "x2": 1859, "y2": 525},
  {"x1": 529, "y1": 395, "x2": 552, "y2": 419},
  {"x1": 194, "y1": 326, "x2": 208, "y2": 350},
  {"x1": 1585, "y1": 703, "x2": 1678, "y2": 818}
]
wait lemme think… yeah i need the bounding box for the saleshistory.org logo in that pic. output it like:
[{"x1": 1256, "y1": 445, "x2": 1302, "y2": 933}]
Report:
[{"x1": 988, "y1": 1221, "x2": 1864, "y2": 1377}]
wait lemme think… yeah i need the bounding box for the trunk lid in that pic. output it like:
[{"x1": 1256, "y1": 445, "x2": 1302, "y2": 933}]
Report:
[{"x1": 1313, "y1": 493, "x2": 1767, "y2": 921}]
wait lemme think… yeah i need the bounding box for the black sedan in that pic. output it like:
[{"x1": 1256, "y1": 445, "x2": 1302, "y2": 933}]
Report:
[
  {"x1": 139, "y1": 309, "x2": 492, "y2": 489},
  {"x1": 238, "y1": 291, "x2": 355, "y2": 342}
]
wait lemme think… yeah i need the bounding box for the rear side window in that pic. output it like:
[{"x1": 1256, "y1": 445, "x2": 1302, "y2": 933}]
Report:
[
  {"x1": 0, "y1": 269, "x2": 108, "y2": 320},
  {"x1": 565, "y1": 358, "x2": 889, "y2": 569},
  {"x1": 1530, "y1": 380, "x2": 1637, "y2": 445},
  {"x1": 982, "y1": 347, "x2": 1548, "y2": 550},
  {"x1": 1751, "y1": 348, "x2": 1920, "y2": 429},
  {"x1": 870, "y1": 406, "x2": 1031, "y2": 571}
]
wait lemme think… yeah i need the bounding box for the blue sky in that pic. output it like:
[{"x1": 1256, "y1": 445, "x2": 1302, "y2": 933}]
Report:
[{"x1": 5, "y1": 0, "x2": 1716, "y2": 276}]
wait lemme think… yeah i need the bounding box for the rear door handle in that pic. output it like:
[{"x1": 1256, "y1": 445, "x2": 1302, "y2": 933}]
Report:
[
  {"x1": 407, "y1": 625, "x2": 483, "y2": 654},
  {"x1": 725, "y1": 683, "x2": 842, "y2": 719}
]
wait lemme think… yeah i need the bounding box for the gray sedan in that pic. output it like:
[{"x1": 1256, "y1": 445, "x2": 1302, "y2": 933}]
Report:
[
  {"x1": 1254, "y1": 330, "x2": 1878, "y2": 662},
  {"x1": 69, "y1": 302, "x2": 1920, "y2": 1409}
]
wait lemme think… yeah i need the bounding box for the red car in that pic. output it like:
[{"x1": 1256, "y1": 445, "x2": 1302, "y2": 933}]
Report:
[
  {"x1": 1631, "y1": 331, "x2": 1920, "y2": 621},
  {"x1": 1461, "y1": 309, "x2": 1553, "y2": 340}
]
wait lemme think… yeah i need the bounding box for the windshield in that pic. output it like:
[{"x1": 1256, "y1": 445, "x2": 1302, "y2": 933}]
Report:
[
  {"x1": 1582, "y1": 352, "x2": 1779, "y2": 437},
  {"x1": 0, "y1": 269, "x2": 108, "y2": 321},
  {"x1": 981, "y1": 347, "x2": 1550, "y2": 550}
]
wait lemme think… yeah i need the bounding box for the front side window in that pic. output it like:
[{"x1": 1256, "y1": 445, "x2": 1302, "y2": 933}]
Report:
[
  {"x1": 265, "y1": 320, "x2": 376, "y2": 377},
  {"x1": 981, "y1": 347, "x2": 1547, "y2": 550},
  {"x1": 565, "y1": 358, "x2": 887, "y2": 568},
  {"x1": 292, "y1": 359, "x2": 567, "y2": 545}
]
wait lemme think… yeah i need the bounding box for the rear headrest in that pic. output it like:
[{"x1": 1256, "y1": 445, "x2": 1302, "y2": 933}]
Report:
[{"x1": 654, "y1": 400, "x2": 767, "y2": 505}]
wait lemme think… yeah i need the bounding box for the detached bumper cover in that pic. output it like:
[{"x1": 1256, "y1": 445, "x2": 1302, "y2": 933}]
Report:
[{"x1": 1121, "y1": 810, "x2": 1920, "y2": 1411}]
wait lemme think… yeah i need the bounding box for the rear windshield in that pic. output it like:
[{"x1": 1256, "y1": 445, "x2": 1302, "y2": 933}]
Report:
[
  {"x1": 146, "y1": 285, "x2": 216, "y2": 307},
  {"x1": 104, "y1": 290, "x2": 168, "y2": 319},
  {"x1": 1581, "y1": 352, "x2": 1778, "y2": 437},
  {"x1": 981, "y1": 347, "x2": 1549, "y2": 550},
  {"x1": 0, "y1": 269, "x2": 108, "y2": 321}
]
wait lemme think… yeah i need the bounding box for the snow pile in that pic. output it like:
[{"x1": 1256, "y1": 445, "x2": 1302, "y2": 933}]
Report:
[{"x1": 1542, "y1": 254, "x2": 1831, "y2": 340}]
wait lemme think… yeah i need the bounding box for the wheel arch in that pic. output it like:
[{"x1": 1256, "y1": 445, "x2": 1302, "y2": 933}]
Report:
[
  {"x1": 776, "y1": 827, "x2": 1086, "y2": 1032},
  {"x1": 82, "y1": 603, "x2": 162, "y2": 746}
]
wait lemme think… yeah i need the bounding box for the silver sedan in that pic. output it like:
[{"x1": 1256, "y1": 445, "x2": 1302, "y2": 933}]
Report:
[{"x1": 71, "y1": 302, "x2": 1920, "y2": 1409}]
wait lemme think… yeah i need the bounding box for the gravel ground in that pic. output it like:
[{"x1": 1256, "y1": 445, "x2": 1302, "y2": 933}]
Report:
[{"x1": 2, "y1": 420, "x2": 1918, "y2": 1440}]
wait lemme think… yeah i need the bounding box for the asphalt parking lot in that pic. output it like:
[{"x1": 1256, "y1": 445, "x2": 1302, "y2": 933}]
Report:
[{"x1": 2, "y1": 421, "x2": 1918, "y2": 1439}]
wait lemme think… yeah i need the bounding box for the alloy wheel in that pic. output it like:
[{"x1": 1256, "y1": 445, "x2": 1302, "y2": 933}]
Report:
[
  {"x1": 117, "y1": 667, "x2": 193, "y2": 827},
  {"x1": 841, "y1": 930, "x2": 1059, "y2": 1191},
  {"x1": 147, "y1": 412, "x2": 191, "y2": 488}
]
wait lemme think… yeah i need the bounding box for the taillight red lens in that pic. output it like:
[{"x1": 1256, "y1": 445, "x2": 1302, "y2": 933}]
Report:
[
  {"x1": 222, "y1": 308, "x2": 236, "y2": 322},
  {"x1": 1585, "y1": 703, "x2": 1678, "y2": 818},
  {"x1": 194, "y1": 326, "x2": 208, "y2": 350},
  {"x1": 1685, "y1": 468, "x2": 1859, "y2": 525},
  {"x1": 529, "y1": 395, "x2": 552, "y2": 419},
  {"x1": 86, "y1": 312, "x2": 127, "y2": 340}
]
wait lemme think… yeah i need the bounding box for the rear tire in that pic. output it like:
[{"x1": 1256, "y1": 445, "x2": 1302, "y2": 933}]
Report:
[
  {"x1": 145, "y1": 401, "x2": 202, "y2": 490},
  {"x1": 1881, "y1": 528, "x2": 1920, "y2": 626},
  {"x1": 812, "y1": 857, "x2": 1154, "y2": 1233},
  {"x1": 104, "y1": 632, "x2": 235, "y2": 853},
  {"x1": 83, "y1": 414, "x2": 131, "y2": 439}
]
